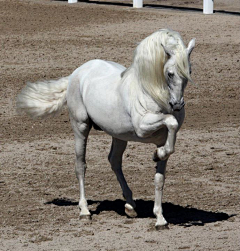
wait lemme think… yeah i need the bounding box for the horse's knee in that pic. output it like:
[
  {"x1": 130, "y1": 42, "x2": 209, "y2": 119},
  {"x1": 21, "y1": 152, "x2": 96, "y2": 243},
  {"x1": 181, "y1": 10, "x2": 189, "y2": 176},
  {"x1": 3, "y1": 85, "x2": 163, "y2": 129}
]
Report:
[{"x1": 165, "y1": 116, "x2": 178, "y2": 131}]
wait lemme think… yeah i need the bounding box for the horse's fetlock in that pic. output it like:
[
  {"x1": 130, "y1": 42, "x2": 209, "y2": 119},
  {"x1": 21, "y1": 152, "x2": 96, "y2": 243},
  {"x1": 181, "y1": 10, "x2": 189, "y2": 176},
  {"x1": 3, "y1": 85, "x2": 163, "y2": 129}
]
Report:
[
  {"x1": 153, "y1": 206, "x2": 162, "y2": 216},
  {"x1": 79, "y1": 199, "x2": 88, "y2": 209}
]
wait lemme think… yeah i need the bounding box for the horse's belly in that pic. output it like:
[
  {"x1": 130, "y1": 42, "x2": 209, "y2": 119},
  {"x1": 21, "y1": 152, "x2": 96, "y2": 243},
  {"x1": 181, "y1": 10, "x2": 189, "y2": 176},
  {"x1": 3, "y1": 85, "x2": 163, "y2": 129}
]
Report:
[{"x1": 85, "y1": 99, "x2": 134, "y2": 140}]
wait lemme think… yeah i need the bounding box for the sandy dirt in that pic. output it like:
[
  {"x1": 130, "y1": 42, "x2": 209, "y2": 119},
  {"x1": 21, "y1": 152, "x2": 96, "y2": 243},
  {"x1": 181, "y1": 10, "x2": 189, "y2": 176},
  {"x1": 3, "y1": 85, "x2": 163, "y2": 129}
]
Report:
[{"x1": 1, "y1": 0, "x2": 240, "y2": 250}]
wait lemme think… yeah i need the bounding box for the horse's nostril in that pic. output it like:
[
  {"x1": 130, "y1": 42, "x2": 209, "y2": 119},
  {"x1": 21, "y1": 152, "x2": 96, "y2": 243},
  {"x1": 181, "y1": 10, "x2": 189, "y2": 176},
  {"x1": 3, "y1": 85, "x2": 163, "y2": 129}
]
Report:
[
  {"x1": 169, "y1": 101, "x2": 178, "y2": 107},
  {"x1": 169, "y1": 100, "x2": 185, "y2": 111}
]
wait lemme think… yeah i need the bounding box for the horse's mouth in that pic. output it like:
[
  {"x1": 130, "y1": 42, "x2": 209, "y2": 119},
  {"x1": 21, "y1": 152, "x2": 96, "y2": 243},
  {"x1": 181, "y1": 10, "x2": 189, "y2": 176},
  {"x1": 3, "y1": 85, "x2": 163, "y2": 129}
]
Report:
[
  {"x1": 171, "y1": 103, "x2": 185, "y2": 112},
  {"x1": 169, "y1": 99, "x2": 185, "y2": 112}
]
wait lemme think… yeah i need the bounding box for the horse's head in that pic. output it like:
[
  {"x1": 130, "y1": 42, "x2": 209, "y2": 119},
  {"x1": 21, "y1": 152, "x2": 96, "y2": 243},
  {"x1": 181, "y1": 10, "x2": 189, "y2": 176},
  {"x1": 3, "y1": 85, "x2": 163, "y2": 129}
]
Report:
[{"x1": 162, "y1": 39, "x2": 195, "y2": 112}]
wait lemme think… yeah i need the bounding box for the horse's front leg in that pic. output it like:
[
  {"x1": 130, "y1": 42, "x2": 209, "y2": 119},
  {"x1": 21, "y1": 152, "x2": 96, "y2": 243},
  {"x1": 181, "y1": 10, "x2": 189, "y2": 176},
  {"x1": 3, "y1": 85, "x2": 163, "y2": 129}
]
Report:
[
  {"x1": 136, "y1": 113, "x2": 178, "y2": 161},
  {"x1": 153, "y1": 115, "x2": 178, "y2": 161},
  {"x1": 153, "y1": 159, "x2": 168, "y2": 229}
]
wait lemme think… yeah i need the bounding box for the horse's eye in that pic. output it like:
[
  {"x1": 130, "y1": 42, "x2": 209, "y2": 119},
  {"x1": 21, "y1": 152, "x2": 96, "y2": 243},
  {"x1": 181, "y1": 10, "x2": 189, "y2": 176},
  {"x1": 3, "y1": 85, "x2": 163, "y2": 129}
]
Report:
[{"x1": 168, "y1": 72, "x2": 174, "y2": 79}]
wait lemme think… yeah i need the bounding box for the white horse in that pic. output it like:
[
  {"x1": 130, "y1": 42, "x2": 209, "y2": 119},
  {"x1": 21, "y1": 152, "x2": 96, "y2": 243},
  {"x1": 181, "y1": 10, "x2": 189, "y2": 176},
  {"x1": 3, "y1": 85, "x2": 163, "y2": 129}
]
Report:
[{"x1": 17, "y1": 29, "x2": 195, "y2": 229}]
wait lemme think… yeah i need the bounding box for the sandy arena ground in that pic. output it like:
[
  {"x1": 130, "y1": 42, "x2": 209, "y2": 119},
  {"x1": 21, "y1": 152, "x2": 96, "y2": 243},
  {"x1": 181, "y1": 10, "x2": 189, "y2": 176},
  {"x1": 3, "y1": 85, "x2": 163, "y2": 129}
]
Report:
[{"x1": 1, "y1": 0, "x2": 240, "y2": 250}]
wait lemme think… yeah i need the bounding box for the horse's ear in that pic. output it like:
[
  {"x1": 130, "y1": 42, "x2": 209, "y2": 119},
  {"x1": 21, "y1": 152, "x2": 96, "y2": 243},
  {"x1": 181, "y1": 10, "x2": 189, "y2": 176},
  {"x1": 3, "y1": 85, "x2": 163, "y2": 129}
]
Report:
[
  {"x1": 161, "y1": 44, "x2": 175, "y2": 58},
  {"x1": 187, "y1": 38, "x2": 196, "y2": 57}
]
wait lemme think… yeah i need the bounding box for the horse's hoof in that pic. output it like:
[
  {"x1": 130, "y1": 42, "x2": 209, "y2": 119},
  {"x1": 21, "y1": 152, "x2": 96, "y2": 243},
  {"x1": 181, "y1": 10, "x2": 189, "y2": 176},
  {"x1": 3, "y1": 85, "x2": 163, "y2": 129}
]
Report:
[
  {"x1": 125, "y1": 208, "x2": 137, "y2": 218},
  {"x1": 125, "y1": 204, "x2": 137, "y2": 218},
  {"x1": 155, "y1": 224, "x2": 169, "y2": 231},
  {"x1": 79, "y1": 214, "x2": 92, "y2": 221}
]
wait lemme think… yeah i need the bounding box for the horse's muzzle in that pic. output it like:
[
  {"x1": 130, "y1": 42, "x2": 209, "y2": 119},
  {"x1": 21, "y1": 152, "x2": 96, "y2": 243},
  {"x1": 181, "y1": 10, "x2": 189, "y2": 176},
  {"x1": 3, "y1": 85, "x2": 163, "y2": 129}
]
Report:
[{"x1": 169, "y1": 99, "x2": 185, "y2": 111}]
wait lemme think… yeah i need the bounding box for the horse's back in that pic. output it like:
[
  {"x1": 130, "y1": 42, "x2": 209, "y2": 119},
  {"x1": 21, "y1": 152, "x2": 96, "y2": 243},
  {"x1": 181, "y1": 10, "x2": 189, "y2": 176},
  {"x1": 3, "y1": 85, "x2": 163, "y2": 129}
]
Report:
[
  {"x1": 76, "y1": 59, "x2": 125, "y2": 81},
  {"x1": 75, "y1": 59, "x2": 125, "y2": 101}
]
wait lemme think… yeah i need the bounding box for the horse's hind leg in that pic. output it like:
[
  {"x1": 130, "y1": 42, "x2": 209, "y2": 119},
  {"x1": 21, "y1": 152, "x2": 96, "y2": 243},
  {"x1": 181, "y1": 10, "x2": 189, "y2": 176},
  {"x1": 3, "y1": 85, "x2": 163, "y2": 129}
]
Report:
[
  {"x1": 67, "y1": 76, "x2": 91, "y2": 220},
  {"x1": 108, "y1": 138, "x2": 137, "y2": 218},
  {"x1": 70, "y1": 115, "x2": 91, "y2": 220}
]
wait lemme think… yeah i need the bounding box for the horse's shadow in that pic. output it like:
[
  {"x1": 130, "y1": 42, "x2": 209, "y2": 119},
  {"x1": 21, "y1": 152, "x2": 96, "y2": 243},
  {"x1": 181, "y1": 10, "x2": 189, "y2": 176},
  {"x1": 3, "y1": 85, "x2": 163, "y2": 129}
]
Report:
[{"x1": 46, "y1": 198, "x2": 233, "y2": 226}]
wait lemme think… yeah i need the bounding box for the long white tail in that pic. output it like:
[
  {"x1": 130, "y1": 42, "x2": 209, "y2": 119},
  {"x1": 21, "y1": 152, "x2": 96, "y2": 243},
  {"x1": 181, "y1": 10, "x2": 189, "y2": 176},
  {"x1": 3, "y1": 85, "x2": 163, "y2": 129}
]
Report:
[{"x1": 16, "y1": 76, "x2": 69, "y2": 119}]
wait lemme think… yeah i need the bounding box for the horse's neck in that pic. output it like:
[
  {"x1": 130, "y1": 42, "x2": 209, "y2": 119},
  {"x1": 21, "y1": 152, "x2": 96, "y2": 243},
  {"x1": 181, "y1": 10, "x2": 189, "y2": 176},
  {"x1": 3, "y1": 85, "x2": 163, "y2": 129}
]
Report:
[
  {"x1": 143, "y1": 92, "x2": 163, "y2": 112},
  {"x1": 130, "y1": 87, "x2": 163, "y2": 117},
  {"x1": 121, "y1": 68, "x2": 167, "y2": 115}
]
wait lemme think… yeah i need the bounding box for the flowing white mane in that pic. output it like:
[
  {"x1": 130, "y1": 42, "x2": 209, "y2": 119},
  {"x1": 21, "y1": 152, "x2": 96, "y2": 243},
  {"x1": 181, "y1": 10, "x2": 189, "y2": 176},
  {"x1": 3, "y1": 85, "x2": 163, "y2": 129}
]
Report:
[{"x1": 121, "y1": 29, "x2": 191, "y2": 111}]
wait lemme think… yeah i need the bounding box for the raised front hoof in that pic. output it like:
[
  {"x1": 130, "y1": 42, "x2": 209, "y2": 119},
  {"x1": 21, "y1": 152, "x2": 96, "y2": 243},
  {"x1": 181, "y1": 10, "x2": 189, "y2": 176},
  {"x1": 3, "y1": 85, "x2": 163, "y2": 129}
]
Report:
[
  {"x1": 155, "y1": 223, "x2": 169, "y2": 231},
  {"x1": 79, "y1": 214, "x2": 92, "y2": 221},
  {"x1": 125, "y1": 204, "x2": 137, "y2": 218},
  {"x1": 153, "y1": 147, "x2": 172, "y2": 162}
]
